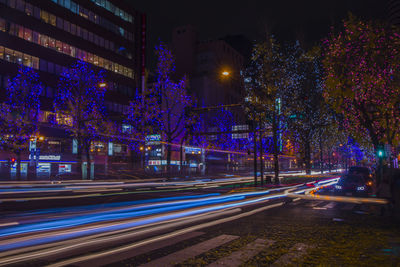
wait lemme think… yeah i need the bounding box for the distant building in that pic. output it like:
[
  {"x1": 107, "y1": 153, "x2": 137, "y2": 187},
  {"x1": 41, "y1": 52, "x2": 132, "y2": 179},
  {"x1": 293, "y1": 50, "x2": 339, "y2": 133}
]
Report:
[
  {"x1": 0, "y1": 0, "x2": 146, "y2": 179},
  {"x1": 171, "y1": 25, "x2": 248, "y2": 121}
]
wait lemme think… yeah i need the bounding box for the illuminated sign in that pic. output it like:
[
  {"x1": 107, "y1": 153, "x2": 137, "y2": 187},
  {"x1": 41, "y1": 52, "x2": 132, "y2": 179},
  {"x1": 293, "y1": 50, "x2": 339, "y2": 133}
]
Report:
[
  {"x1": 29, "y1": 155, "x2": 61, "y2": 161},
  {"x1": 145, "y1": 134, "x2": 161, "y2": 145},
  {"x1": 185, "y1": 147, "x2": 202, "y2": 154}
]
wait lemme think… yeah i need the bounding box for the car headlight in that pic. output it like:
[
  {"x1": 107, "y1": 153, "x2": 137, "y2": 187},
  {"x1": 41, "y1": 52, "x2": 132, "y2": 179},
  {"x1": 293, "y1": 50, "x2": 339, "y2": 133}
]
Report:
[
  {"x1": 357, "y1": 186, "x2": 365, "y2": 191},
  {"x1": 335, "y1": 185, "x2": 342, "y2": 190}
]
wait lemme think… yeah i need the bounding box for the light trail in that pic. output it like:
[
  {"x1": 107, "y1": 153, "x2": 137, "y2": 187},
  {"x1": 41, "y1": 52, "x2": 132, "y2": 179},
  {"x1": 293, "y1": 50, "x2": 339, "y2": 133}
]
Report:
[{"x1": 0, "y1": 187, "x2": 292, "y2": 254}]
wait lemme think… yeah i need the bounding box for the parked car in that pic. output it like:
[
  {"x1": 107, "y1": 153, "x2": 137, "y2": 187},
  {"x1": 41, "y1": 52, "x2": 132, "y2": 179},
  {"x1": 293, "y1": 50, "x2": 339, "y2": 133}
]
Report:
[{"x1": 334, "y1": 173, "x2": 373, "y2": 196}]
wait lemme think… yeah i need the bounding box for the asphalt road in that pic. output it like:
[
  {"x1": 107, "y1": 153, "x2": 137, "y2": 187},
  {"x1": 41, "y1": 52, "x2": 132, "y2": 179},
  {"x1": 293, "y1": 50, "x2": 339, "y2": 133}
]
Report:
[{"x1": 0, "y1": 176, "x2": 398, "y2": 266}]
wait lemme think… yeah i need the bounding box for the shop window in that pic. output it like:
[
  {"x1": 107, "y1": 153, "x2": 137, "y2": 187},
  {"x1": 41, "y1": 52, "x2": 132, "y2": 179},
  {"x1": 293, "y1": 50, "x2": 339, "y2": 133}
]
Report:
[
  {"x1": 70, "y1": 46, "x2": 76, "y2": 57},
  {"x1": 14, "y1": 51, "x2": 22, "y2": 64},
  {"x1": 64, "y1": 0, "x2": 70, "y2": 9},
  {"x1": 49, "y1": 14, "x2": 56, "y2": 26},
  {"x1": 82, "y1": 28, "x2": 88, "y2": 40},
  {"x1": 32, "y1": 31, "x2": 39, "y2": 43},
  {"x1": 22, "y1": 54, "x2": 31, "y2": 67},
  {"x1": 41, "y1": 11, "x2": 49, "y2": 23},
  {"x1": 32, "y1": 56, "x2": 39, "y2": 69},
  {"x1": 70, "y1": 1, "x2": 77, "y2": 13},
  {"x1": 88, "y1": 31, "x2": 93, "y2": 42},
  {"x1": 63, "y1": 20, "x2": 70, "y2": 32},
  {"x1": 15, "y1": 0, "x2": 24, "y2": 11},
  {"x1": 49, "y1": 37, "x2": 56, "y2": 48},
  {"x1": 25, "y1": 2, "x2": 32, "y2": 15},
  {"x1": 93, "y1": 55, "x2": 98, "y2": 65},
  {"x1": 39, "y1": 59, "x2": 48, "y2": 71},
  {"x1": 17, "y1": 25, "x2": 24, "y2": 38},
  {"x1": 48, "y1": 62, "x2": 54, "y2": 73},
  {"x1": 24, "y1": 28, "x2": 32, "y2": 41},
  {"x1": 8, "y1": 0, "x2": 16, "y2": 8},
  {"x1": 0, "y1": 18, "x2": 5, "y2": 32},
  {"x1": 55, "y1": 40, "x2": 62, "y2": 52},
  {"x1": 63, "y1": 44, "x2": 71, "y2": 55},
  {"x1": 40, "y1": 35, "x2": 49, "y2": 47},
  {"x1": 56, "y1": 17, "x2": 63, "y2": 29},
  {"x1": 70, "y1": 23, "x2": 76, "y2": 34},
  {"x1": 33, "y1": 6, "x2": 40, "y2": 18},
  {"x1": 0, "y1": 46, "x2": 4, "y2": 59},
  {"x1": 5, "y1": 48, "x2": 14, "y2": 63},
  {"x1": 56, "y1": 113, "x2": 73, "y2": 126}
]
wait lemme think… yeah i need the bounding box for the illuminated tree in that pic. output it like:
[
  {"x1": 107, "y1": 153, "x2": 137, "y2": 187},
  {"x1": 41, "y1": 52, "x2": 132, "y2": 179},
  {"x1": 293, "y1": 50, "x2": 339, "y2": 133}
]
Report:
[
  {"x1": 323, "y1": 15, "x2": 400, "y2": 163},
  {"x1": 282, "y1": 44, "x2": 335, "y2": 174},
  {"x1": 54, "y1": 60, "x2": 108, "y2": 180},
  {"x1": 245, "y1": 36, "x2": 287, "y2": 184},
  {"x1": 125, "y1": 86, "x2": 161, "y2": 152},
  {"x1": 154, "y1": 43, "x2": 195, "y2": 173},
  {"x1": 0, "y1": 66, "x2": 43, "y2": 180}
]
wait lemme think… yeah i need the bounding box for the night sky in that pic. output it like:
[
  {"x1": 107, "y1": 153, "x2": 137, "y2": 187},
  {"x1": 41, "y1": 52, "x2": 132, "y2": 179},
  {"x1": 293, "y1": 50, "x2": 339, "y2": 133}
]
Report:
[{"x1": 126, "y1": 0, "x2": 388, "y2": 67}]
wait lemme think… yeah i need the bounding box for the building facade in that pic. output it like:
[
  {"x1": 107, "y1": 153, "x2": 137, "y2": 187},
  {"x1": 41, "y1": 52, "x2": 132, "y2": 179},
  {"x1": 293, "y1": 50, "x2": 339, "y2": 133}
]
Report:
[{"x1": 0, "y1": 0, "x2": 145, "y2": 179}]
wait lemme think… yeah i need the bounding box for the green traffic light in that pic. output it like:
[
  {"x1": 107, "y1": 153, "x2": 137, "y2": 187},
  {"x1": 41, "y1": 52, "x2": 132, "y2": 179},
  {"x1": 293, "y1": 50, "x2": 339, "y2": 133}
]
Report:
[{"x1": 378, "y1": 150, "x2": 384, "y2": 157}]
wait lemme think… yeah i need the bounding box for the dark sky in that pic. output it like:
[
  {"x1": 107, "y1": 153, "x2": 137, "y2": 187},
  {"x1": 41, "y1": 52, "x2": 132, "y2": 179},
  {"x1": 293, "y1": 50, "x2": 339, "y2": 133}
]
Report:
[{"x1": 126, "y1": 0, "x2": 388, "y2": 66}]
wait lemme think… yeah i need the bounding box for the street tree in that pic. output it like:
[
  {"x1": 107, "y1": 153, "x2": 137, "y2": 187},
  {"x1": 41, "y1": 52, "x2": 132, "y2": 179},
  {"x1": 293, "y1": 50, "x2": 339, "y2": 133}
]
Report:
[
  {"x1": 282, "y1": 44, "x2": 334, "y2": 174},
  {"x1": 0, "y1": 66, "x2": 43, "y2": 180},
  {"x1": 323, "y1": 15, "x2": 400, "y2": 165},
  {"x1": 54, "y1": 60, "x2": 108, "y2": 180},
  {"x1": 245, "y1": 36, "x2": 287, "y2": 184},
  {"x1": 125, "y1": 85, "x2": 161, "y2": 151},
  {"x1": 154, "y1": 43, "x2": 195, "y2": 173}
]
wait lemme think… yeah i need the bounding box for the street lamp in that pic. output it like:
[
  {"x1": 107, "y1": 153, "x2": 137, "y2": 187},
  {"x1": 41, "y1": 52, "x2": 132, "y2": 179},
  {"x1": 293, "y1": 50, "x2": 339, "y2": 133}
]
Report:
[
  {"x1": 222, "y1": 71, "x2": 230, "y2": 76},
  {"x1": 99, "y1": 82, "x2": 107, "y2": 88}
]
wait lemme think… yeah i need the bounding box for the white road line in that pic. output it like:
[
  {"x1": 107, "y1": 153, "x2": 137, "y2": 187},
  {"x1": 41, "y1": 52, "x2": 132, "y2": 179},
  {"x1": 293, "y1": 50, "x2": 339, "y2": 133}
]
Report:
[
  {"x1": 322, "y1": 202, "x2": 337, "y2": 209},
  {"x1": 140, "y1": 234, "x2": 239, "y2": 267},
  {"x1": 207, "y1": 239, "x2": 274, "y2": 267},
  {"x1": 271, "y1": 243, "x2": 312, "y2": 266},
  {"x1": 46, "y1": 202, "x2": 284, "y2": 267}
]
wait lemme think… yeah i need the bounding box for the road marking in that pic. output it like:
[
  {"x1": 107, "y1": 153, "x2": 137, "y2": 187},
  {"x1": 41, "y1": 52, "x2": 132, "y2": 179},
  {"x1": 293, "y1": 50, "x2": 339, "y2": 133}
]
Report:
[
  {"x1": 307, "y1": 201, "x2": 325, "y2": 207},
  {"x1": 322, "y1": 202, "x2": 337, "y2": 209},
  {"x1": 271, "y1": 243, "x2": 312, "y2": 266},
  {"x1": 45, "y1": 203, "x2": 284, "y2": 267},
  {"x1": 76, "y1": 231, "x2": 205, "y2": 267},
  {"x1": 207, "y1": 239, "x2": 274, "y2": 267},
  {"x1": 140, "y1": 235, "x2": 239, "y2": 267},
  {"x1": 342, "y1": 203, "x2": 356, "y2": 210}
]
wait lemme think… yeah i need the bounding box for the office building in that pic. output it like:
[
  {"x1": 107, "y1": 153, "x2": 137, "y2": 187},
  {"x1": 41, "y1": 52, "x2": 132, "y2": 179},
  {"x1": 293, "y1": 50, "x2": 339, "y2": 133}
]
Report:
[{"x1": 0, "y1": 0, "x2": 146, "y2": 179}]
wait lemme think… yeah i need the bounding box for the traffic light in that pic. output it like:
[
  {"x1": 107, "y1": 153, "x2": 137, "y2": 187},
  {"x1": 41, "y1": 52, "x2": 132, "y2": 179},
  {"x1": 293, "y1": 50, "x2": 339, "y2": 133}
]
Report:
[
  {"x1": 377, "y1": 146, "x2": 385, "y2": 159},
  {"x1": 10, "y1": 157, "x2": 16, "y2": 164}
]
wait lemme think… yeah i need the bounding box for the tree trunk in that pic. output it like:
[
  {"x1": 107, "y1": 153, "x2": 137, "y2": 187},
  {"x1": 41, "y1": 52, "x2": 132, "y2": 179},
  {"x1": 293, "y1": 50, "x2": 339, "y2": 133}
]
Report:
[
  {"x1": 272, "y1": 113, "x2": 280, "y2": 184},
  {"x1": 16, "y1": 151, "x2": 21, "y2": 181},
  {"x1": 304, "y1": 139, "x2": 311, "y2": 175},
  {"x1": 85, "y1": 141, "x2": 91, "y2": 180},
  {"x1": 319, "y1": 132, "x2": 323, "y2": 174},
  {"x1": 328, "y1": 150, "x2": 332, "y2": 172},
  {"x1": 179, "y1": 137, "x2": 185, "y2": 176},
  {"x1": 77, "y1": 136, "x2": 83, "y2": 180},
  {"x1": 166, "y1": 137, "x2": 172, "y2": 176},
  {"x1": 253, "y1": 131, "x2": 258, "y2": 186},
  {"x1": 259, "y1": 130, "x2": 264, "y2": 186}
]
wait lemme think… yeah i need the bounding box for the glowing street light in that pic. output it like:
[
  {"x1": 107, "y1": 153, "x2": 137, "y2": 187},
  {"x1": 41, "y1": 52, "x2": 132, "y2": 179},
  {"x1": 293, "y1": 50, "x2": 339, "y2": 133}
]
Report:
[
  {"x1": 222, "y1": 71, "x2": 230, "y2": 76},
  {"x1": 99, "y1": 82, "x2": 107, "y2": 88}
]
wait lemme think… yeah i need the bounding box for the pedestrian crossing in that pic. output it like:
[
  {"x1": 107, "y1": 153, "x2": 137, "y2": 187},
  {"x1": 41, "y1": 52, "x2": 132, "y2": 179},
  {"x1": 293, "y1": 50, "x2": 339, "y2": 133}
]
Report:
[
  {"x1": 291, "y1": 199, "x2": 361, "y2": 212},
  {"x1": 138, "y1": 235, "x2": 313, "y2": 267}
]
